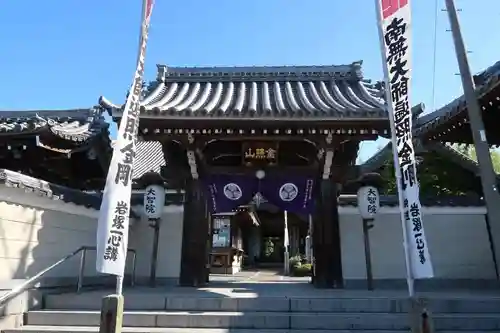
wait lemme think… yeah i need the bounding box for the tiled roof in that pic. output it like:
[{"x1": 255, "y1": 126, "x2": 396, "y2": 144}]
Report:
[
  {"x1": 0, "y1": 169, "x2": 102, "y2": 209},
  {"x1": 414, "y1": 60, "x2": 500, "y2": 136},
  {"x1": 100, "y1": 62, "x2": 388, "y2": 120},
  {"x1": 359, "y1": 139, "x2": 492, "y2": 182},
  {"x1": 0, "y1": 108, "x2": 109, "y2": 142},
  {"x1": 428, "y1": 142, "x2": 484, "y2": 175},
  {"x1": 359, "y1": 139, "x2": 424, "y2": 173},
  {"x1": 133, "y1": 140, "x2": 166, "y2": 180}
]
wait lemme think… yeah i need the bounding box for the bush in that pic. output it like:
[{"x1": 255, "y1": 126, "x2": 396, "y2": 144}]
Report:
[
  {"x1": 292, "y1": 263, "x2": 312, "y2": 277},
  {"x1": 289, "y1": 255, "x2": 302, "y2": 270}
]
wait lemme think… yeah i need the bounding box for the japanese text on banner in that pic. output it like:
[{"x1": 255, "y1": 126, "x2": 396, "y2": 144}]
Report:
[
  {"x1": 377, "y1": 0, "x2": 434, "y2": 278},
  {"x1": 96, "y1": 0, "x2": 155, "y2": 276}
]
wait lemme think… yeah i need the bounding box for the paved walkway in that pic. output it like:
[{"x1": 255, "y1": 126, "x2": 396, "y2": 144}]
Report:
[
  {"x1": 69, "y1": 281, "x2": 500, "y2": 300},
  {"x1": 210, "y1": 268, "x2": 310, "y2": 284}
]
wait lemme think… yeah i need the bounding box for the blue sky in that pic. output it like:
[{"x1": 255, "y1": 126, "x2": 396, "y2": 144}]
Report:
[{"x1": 0, "y1": 0, "x2": 498, "y2": 162}]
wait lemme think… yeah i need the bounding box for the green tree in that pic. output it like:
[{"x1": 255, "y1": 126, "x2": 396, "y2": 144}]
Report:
[
  {"x1": 450, "y1": 143, "x2": 500, "y2": 173},
  {"x1": 380, "y1": 149, "x2": 484, "y2": 196}
]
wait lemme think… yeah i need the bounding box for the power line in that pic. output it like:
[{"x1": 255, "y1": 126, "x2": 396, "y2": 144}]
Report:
[{"x1": 430, "y1": 0, "x2": 440, "y2": 112}]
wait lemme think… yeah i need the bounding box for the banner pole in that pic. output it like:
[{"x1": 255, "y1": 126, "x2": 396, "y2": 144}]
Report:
[
  {"x1": 97, "y1": 0, "x2": 154, "y2": 331},
  {"x1": 373, "y1": 1, "x2": 436, "y2": 331},
  {"x1": 373, "y1": 0, "x2": 414, "y2": 298},
  {"x1": 116, "y1": 276, "x2": 123, "y2": 296}
]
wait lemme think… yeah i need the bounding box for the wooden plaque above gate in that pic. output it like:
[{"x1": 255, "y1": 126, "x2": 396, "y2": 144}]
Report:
[{"x1": 242, "y1": 141, "x2": 279, "y2": 165}]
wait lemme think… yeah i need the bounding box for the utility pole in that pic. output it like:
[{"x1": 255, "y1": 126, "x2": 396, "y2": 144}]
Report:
[{"x1": 445, "y1": 0, "x2": 500, "y2": 278}]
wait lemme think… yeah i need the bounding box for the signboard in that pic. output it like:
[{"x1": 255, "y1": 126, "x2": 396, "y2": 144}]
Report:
[
  {"x1": 357, "y1": 186, "x2": 380, "y2": 219},
  {"x1": 143, "y1": 185, "x2": 165, "y2": 219},
  {"x1": 212, "y1": 216, "x2": 231, "y2": 248},
  {"x1": 375, "y1": 0, "x2": 434, "y2": 278},
  {"x1": 243, "y1": 142, "x2": 278, "y2": 164},
  {"x1": 95, "y1": 0, "x2": 155, "y2": 276}
]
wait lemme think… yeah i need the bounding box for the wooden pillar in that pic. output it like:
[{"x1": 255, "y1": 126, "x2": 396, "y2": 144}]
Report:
[
  {"x1": 204, "y1": 206, "x2": 211, "y2": 283},
  {"x1": 313, "y1": 179, "x2": 343, "y2": 288},
  {"x1": 179, "y1": 178, "x2": 209, "y2": 287},
  {"x1": 178, "y1": 134, "x2": 208, "y2": 287},
  {"x1": 312, "y1": 133, "x2": 343, "y2": 288}
]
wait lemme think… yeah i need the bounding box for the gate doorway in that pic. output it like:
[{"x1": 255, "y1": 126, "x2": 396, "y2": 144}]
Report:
[{"x1": 209, "y1": 203, "x2": 310, "y2": 282}]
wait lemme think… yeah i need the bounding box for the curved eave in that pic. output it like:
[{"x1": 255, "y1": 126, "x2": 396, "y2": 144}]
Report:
[
  {"x1": 0, "y1": 169, "x2": 139, "y2": 218},
  {"x1": 427, "y1": 142, "x2": 483, "y2": 175},
  {"x1": 359, "y1": 142, "x2": 392, "y2": 173},
  {"x1": 0, "y1": 169, "x2": 102, "y2": 210},
  {"x1": 414, "y1": 60, "x2": 500, "y2": 138},
  {"x1": 359, "y1": 138, "x2": 495, "y2": 183},
  {"x1": 359, "y1": 140, "x2": 426, "y2": 173},
  {"x1": 100, "y1": 79, "x2": 388, "y2": 120},
  {"x1": 359, "y1": 102, "x2": 430, "y2": 171},
  {"x1": 0, "y1": 108, "x2": 110, "y2": 144}
]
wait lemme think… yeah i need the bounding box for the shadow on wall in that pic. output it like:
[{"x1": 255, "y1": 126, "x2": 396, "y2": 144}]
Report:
[{"x1": 0, "y1": 201, "x2": 117, "y2": 290}]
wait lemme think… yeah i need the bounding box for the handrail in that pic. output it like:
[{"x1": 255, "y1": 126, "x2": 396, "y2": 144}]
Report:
[{"x1": 0, "y1": 246, "x2": 137, "y2": 306}]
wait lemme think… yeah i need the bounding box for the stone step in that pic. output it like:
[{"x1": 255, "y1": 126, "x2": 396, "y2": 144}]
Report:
[
  {"x1": 24, "y1": 310, "x2": 500, "y2": 331},
  {"x1": 3, "y1": 327, "x2": 496, "y2": 333},
  {"x1": 43, "y1": 293, "x2": 500, "y2": 313}
]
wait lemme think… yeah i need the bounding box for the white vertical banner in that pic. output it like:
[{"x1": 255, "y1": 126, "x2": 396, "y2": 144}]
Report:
[
  {"x1": 284, "y1": 210, "x2": 290, "y2": 275},
  {"x1": 96, "y1": 0, "x2": 155, "y2": 276},
  {"x1": 284, "y1": 210, "x2": 289, "y2": 249},
  {"x1": 375, "y1": 0, "x2": 434, "y2": 278}
]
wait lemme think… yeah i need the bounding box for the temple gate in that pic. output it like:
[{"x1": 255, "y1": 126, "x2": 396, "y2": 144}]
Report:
[{"x1": 100, "y1": 62, "x2": 391, "y2": 288}]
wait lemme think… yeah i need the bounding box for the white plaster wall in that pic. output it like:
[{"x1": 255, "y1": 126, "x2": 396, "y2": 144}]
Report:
[
  {"x1": 129, "y1": 205, "x2": 184, "y2": 280},
  {"x1": 0, "y1": 200, "x2": 100, "y2": 285},
  {"x1": 0, "y1": 188, "x2": 184, "y2": 287},
  {"x1": 339, "y1": 209, "x2": 496, "y2": 280}
]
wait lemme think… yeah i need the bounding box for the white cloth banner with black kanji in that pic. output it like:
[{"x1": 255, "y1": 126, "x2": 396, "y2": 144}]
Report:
[
  {"x1": 96, "y1": 0, "x2": 155, "y2": 276},
  {"x1": 375, "y1": 0, "x2": 434, "y2": 279}
]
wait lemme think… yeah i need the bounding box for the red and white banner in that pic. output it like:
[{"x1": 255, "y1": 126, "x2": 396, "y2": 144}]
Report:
[
  {"x1": 96, "y1": 0, "x2": 155, "y2": 276},
  {"x1": 375, "y1": 0, "x2": 434, "y2": 278}
]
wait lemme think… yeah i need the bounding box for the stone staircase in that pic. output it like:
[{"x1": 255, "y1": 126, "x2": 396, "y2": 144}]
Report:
[{"x1": 4, "y1": 288, "x2": 500, "y2": 332}]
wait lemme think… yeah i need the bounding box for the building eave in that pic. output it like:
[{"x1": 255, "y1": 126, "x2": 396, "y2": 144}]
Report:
[
  {"x1": 413, "y1": 60, "x2": 500, "y2": 138},
  {"x1": 359, "y1": 139, "x2": 499, "y2": 184},
  {"x1": 100, "y1": 61, "x2": 389, "y2": 121},
  {"x1": 0, "y1": 107, "x2": 110, "y2": 144},
  {"x1": 0, "y1": 169, "x2": 102, "y2": 218},
  {"x1": 0, "y1": 169, "x2": 145, "y2": 219}
]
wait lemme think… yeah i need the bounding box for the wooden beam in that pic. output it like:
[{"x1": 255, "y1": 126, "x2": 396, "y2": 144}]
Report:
[
  {"x1": 142, "y1": 133, "x2": 379, "y2": 144},
  {"x1": 206, "y1": 165, "x2": 318, "y2": 176}
]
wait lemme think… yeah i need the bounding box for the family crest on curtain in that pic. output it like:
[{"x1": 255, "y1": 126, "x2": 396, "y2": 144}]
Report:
[
  {"x1": 205, "y1": 173, "x2": 317, "y2": 215},
  {"x1": 205, "y1": 174, "x2": 258, "y2": 213},
  {"x1": 259, "y1": 174, "x2": 316, "y2": 214}
]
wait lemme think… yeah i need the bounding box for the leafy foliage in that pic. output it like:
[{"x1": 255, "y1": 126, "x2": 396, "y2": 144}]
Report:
[
  {"x1": 450, "y1": 144, "x2": 500, "y2": 173},
  {"x1": 380, "y1": 150, "x2": 486, "y2": 196},
  {"x1": 289, "y1": 255, "x2": 311, "y2": 277},
  {"x1": 380, "y1": 144, "x2": 500, "y2": 196},
  {"x1": 292, "y1": 264, "x2": 312, "y2": 277}
]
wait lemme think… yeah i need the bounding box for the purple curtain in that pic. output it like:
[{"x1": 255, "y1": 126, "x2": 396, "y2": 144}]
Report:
[
  {"x1": 205, "y1": 174, "x2": 258, "y2": 213},
  {"x1": 260, "y1": 175, "x2": 316, "y2": 214}
]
